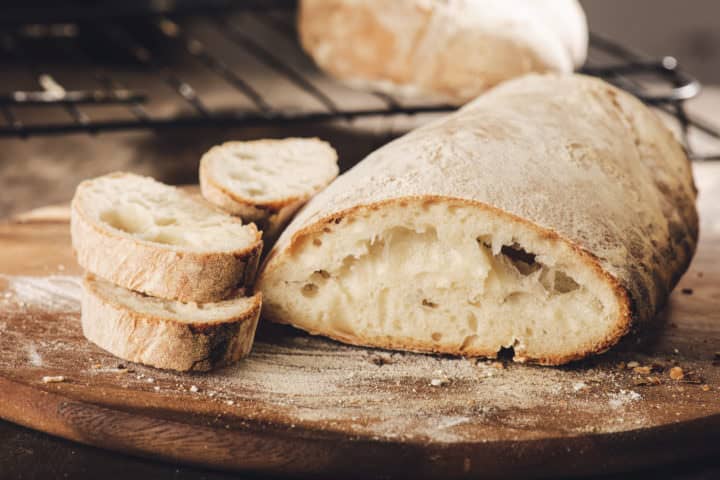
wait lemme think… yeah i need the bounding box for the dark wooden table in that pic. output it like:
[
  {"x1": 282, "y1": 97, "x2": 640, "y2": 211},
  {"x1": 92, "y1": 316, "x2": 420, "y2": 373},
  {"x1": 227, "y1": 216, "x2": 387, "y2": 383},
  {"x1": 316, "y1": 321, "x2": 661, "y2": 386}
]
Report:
[{"x1": 2, "y1": 419, "x2": 720, "y2": 479}]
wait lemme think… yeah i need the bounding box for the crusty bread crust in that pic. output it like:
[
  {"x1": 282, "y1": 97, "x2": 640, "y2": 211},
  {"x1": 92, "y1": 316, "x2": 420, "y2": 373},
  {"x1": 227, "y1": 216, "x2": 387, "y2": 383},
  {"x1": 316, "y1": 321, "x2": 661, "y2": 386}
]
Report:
[
  {"x1": 81, "y1": 275, "x2": 262, "y2": 372},
  {"x1": 71, "y1": 182, "x2": 263, "y2": 303},
  {"x1": 257, "y1": 74, "x2": 698, "y2": 365},
  {"x1": 199, "y1": 138, "x2": 338, "y2": 240}
]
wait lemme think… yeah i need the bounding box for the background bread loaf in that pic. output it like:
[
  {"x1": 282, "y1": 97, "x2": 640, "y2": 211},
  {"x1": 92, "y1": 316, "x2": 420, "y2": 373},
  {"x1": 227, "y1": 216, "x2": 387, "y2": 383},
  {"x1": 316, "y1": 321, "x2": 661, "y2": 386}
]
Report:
[{"x1": 299, "y1": 0, "x2": 588, "y2": 104}]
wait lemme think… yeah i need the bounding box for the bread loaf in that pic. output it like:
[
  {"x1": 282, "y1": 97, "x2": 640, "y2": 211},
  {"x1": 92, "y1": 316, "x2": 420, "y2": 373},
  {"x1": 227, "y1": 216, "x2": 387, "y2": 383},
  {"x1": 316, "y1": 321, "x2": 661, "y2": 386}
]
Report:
[
  {"x1": 200, "y1": 138, "x2": 339, "y2": 240},
  {"x1": 82, "y1": 274, "x2": 262, "y2": 372},
  {"x1": 256, "y1": 74, "x2": 698, "y2": 365},
  {"x1": 299, "y1": 0, "x2": 588, "y2": 104},
  {"x1": 71, "y1": 172, "x2": 262, "y2": 303}
]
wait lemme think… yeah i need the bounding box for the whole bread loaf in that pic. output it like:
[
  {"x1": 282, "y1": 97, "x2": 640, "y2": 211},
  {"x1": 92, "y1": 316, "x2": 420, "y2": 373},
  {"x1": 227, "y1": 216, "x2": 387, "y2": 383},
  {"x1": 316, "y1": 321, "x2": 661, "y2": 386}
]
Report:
[
  {"x1": 299, "y1": 0, "x2": 588, "y2": 104},
  {"x1": 256, "y1": 74, "x2": 698, "y2": 365}
]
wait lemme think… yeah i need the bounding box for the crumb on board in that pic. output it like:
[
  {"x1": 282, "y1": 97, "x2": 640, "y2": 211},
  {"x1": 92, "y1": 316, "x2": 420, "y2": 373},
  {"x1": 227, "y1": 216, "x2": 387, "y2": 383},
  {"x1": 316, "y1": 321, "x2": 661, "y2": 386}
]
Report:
[
  {"x1": 42, "y1": 376, "x2": 65, "y2": 383},
  {"x1": 702, "y1": 385, "x2": 711, "y2": 392},
  {"x1": 633, "y1": 366, "x2": 652, "y2": 375},
  {"x1": 670, "y1": 367, "x2": 685, "y2": 381},
  {"x1": 634, "y1": 376, "x2": 662, "y2": 387},
  {"x1": 225, "y1": 400, "x2": 235, "y2": 406},
  {"x1": 627, "y1": 361, "x2": 640, "y2": 368},
  {"x1": 190, "y1": 385, "x2": 199, "y2": 393},
  {"x1": 430, "y1": 378, "x2": 450, "y2": 387},
  {"x1": 572, "y1": 382, "x2": 588, "y2": 392}
]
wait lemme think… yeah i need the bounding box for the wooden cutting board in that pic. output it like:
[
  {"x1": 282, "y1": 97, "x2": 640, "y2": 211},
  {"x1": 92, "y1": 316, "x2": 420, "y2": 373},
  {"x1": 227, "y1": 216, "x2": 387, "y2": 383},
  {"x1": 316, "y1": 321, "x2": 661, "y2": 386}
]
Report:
[{"x1": 1, "y1": 165, "x2": 719, "y2": 479}]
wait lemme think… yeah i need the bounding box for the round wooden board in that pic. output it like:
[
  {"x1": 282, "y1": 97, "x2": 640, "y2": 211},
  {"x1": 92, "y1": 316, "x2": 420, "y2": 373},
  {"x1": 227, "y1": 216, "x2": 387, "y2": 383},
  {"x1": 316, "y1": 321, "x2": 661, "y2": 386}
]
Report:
[{"x1": 1, "y1": 167, "x2": 720, "y2": 479}]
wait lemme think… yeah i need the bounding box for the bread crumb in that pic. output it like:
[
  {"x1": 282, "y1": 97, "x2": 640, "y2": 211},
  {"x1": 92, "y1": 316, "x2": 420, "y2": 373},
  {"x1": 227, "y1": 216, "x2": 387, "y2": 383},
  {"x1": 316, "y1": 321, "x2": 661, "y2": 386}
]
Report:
[
  {"x1": 190, "y1": 385, "x2": 199, "y2": 393},
  {"x1": 627, "y1": 361, "x2": 640, "y2": 368},
  {"x1": 490, "y1": 362, "x2": 504, "y2": 370},
  {"x1": 154, "y1": 386, "x2": 160, "y2": 392},
  {"x1": 702, "y1": 385, "x2": 711, "y2": 392},
  {"x1": 669, "y1": 367, "x2": 684, "y2": 380},
  {"x1": 42, "y1": 376, "x2": 65, "y2": 383},
  {"x1": 226, "y1": 400, "x2": 235, "y2": 406},
  {"x1": 633, "y1": 366, "x2": 651, "y2": 375},
  {"x1": 430, "y1": 378, "x2": 450, "y2": 387},
  {"x1": 572, "y1": 382, "x2": 588, "y2": 392}
]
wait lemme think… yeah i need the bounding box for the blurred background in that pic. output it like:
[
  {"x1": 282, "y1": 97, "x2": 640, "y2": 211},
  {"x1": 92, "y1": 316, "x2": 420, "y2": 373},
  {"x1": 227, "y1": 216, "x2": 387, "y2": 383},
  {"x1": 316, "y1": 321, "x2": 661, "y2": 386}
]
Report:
[
  {"x1": 582, "y1": 0, "x2": 720, "y2": 83},
  {"x1": 1, "y1": 0, "x2": 719, "y2": 219}
]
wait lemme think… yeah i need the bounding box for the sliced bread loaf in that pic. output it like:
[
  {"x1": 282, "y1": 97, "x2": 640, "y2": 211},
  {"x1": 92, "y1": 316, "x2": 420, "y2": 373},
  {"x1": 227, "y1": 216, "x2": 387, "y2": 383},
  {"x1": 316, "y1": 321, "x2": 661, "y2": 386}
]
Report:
[
  {"x1": 71, "y1": 172, "x2": 262, "y2": 303},
  {"x1": 82, "y1": 274, "x2": 262, "y2": 371},
  {"x1": 256, "y1": 75, "x2": 698, "y2": 365},
  {"x1": 199, "y1": 138, "x2": 339, "y2": 239}
]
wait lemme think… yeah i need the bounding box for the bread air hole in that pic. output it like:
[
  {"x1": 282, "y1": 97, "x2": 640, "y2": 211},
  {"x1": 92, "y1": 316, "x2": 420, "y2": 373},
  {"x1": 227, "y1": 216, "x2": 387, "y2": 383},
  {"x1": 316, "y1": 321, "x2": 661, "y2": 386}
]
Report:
[
  {"x1": 100, "y1": 206, "x2": 153, "y2": 235},
  {"x1": 500, "y1": 244, "x2": 541, "y2": 276},
  {"x1": 301, "y1": 283, "x2": 319, "y2": 297}
]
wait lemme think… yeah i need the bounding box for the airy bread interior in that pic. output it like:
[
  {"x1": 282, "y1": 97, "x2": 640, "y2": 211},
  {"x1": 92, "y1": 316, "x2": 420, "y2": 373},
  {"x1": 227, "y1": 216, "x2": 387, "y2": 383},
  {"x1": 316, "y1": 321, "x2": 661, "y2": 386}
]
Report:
[
  {"x1": 202, "y1": 138, "x2": 339, "y2": 205},
  {"x1": 79, "y1": 173, "x2": 257, "y2": 251},
  {"x1": 86, "y1": 274, "x2": 260, "y2": 324},
  {"x1": 260, "y1": 199, "x2": 623, "y2": 363}
]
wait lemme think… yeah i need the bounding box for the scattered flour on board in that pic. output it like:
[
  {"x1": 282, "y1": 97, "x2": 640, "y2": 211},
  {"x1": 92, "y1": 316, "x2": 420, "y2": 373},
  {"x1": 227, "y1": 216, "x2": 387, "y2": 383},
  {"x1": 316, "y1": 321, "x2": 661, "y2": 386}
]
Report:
[
  {"x1": 0, "y1": 275, "x2": 683, "y2": 444},
  {"x1": 3, "y1": 275, "x2": 82, "y2": 311},
  {"x1": 26, "y1": 343, "x2": 43, "y2": 367},
  {"x1": 608, "y1": 390, "x2": 642, "y2": 409}
]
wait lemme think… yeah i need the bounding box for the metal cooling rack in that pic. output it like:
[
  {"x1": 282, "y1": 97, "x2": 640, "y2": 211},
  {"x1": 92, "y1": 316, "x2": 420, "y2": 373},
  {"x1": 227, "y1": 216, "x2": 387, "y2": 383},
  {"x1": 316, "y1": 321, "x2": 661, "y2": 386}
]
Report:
[{"x1": 0, "y1": 4, "x2": 718, "y2": 161}]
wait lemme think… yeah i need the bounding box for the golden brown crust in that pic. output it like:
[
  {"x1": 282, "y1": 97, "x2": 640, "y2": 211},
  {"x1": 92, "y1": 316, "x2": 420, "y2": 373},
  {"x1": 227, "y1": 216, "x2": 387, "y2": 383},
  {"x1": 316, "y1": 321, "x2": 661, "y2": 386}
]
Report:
[
  {"x1": 82, "y1": 275, "x2": 262, "y2": 372},
  {"x1": 71, "y1": 194, "x2": 263, "y2": 303}
]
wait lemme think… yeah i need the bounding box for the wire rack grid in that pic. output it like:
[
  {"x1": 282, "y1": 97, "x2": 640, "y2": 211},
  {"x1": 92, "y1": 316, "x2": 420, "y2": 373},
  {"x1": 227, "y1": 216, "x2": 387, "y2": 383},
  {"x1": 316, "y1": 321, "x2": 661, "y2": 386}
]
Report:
[{"x1": 0, "y1": 3, "x2": 718, "y2": 161}]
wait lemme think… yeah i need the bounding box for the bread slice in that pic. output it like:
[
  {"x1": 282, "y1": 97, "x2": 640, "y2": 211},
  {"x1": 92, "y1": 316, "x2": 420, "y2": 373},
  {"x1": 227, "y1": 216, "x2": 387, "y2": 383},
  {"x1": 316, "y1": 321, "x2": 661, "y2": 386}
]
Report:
[
  {"x1": 298, "y1": 0, "x2": 588, "y2": 105},
  {"x1": 81, "y1": 274, "x2": 262, "y2": 371},
  {"x1": 199, "y1": 138, "x2": 339, "y2": 239},
  {"x1": 256, "y1": 74, "x2": 698, "y2": 366},
  {"x1": 71, "y1": 172, "x2": 262, "y2": 303}
]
